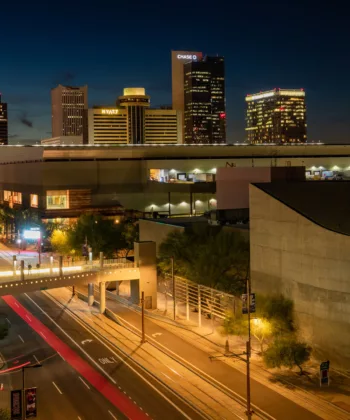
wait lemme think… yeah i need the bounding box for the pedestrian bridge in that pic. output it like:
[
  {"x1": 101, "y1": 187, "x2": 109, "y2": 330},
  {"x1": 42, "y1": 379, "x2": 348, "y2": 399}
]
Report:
[
  {"x1": 0, "y1": 258, "x2": 140, "y2": 296},
  {"x1": 0, "y1": 241, "x2": 158, "y2": 310}
]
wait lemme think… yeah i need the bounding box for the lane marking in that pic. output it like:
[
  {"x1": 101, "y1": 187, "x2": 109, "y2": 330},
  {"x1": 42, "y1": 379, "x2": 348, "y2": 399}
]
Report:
[
  {"x1": 33, "y1": 355, "x2": 40, "y2": 364},
  {"x1": 25, "y1": 314, "x2": 32, "y2": 322},
  {"x1": 78, "y1": 417, "x2": 82, "y2": 420},
  {"x1": 57, "y1": 351, "x2": 65, "y2": 362},
  {"x1": 151, "y1": 332, "x2": 162, "y2": 338},
  {"x1": 43, "y1": 290, "x2": 195, "y2": 420},
  {"x1": 52, "y1": 381, "x2": 63, "y2": 395},
  {"x1": 5, "y1": 318, "x2": 11, "y2": 325},
  {"x1": 3, "y1": 294, "x2": 148, "y2": 420},
  {"x1": 79, "y1": 376, "x2": 90, "y2": 390},
  {"x1": 40, "y1": 332, "x2": 46, "y2": 339},
  {"x1": 108, "y1": 410, "x2": 118, "y2": 420},
  {"x1": 18, "y1": 335, "x2": 24, "y2": 343}
]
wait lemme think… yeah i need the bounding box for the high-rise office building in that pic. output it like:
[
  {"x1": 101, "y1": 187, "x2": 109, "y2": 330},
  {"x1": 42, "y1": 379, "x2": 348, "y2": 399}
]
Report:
[
  {"x1": 171, "y1": 50, "x2": 203, "y2": 119},
  {"x1": 51, "y1": 85, "x2": 88, "y2": 141},
  {"x1": 245, "y1": 89, "x2": 307, "y2": 144},
  {"x1": 87, "y1": 88, "x2": 182, "y2": 145},
  {"x1": 0, "y1": 94, "x2": 8, "y2": 145},
  {"x1": 184, "y1": 56, "x2": 226, "y2": 144}
]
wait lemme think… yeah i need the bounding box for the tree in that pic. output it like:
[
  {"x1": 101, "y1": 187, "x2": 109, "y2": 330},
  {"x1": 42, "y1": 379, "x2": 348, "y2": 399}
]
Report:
[
  {"x1": 263, "y1": 336, "x2": 311, "y2": 375},
  {"x1": 50, "y1": 229, "x2": 71, "y2": 255},
  {"x1": 158, "y1": 226, "x2": 249, "y2": 294},
  {"x1": 120, "y1": 221, "x2": 139, "y2": 257},
  {"x1": 222, "y1": 311, "x2": 273, "y2": 352},
  {"x1": 0, "y1": 408, "x2": 10, "y2": 420}
]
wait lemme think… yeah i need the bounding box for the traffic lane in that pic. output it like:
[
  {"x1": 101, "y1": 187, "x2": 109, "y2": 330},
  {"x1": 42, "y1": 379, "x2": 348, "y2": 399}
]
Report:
[
  {"x1": 18, "y1": 292, "x2": 194, "y2": 420},
  {"x1": 1, "y1": 297, "x2": 126, "y2": 420},
  {"x1": 102, "y1": 292, "x2": 321, "y2": 420},
  {"x1": 0, "y1": 302, "x2": 85, "y2": 420}
]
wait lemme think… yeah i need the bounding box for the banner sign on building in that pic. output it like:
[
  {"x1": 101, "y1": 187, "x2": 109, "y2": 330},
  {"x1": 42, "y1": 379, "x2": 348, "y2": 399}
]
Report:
[
  {"x1": 242, "y1": 293, "x2": 256, "y2": 314},
  {"x1": 11, "y1": 389, "x2": 22, "y2": 420},
  {"x1": 25, "y1": 387, "x2": 37, "y2": 418},
  {"x1": 320, "y1": 361, "x2": 330, "y2": 386}
]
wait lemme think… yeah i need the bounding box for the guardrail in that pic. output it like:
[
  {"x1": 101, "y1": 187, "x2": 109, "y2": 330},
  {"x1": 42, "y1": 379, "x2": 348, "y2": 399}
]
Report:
[{"x1": 0, "y1": 257, "x2": 136, "y2": 283}]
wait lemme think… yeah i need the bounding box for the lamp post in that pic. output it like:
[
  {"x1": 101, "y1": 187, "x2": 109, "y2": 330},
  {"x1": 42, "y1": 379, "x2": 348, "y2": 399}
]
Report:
[{"x1": 22, "y1": 363, "x2": 42, "y2": 420}]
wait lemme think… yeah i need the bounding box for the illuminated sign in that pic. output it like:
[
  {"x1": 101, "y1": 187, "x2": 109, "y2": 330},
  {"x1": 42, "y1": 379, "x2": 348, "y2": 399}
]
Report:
[
  {"x1": 23, "y1": 229, "x2": 41, "y2": 240},
  {"x1": 220, "y1": 113, "x2": 226, "y2": 119},
  {"x1": 101, "y1": 109, "x2": 119, "y2": 115},
  {"x1": 246, "y1": 90, "x2": 305, "y2": 102},
  {"x1": 177, "y1": 54, "x2": 197, "y2": 60}
]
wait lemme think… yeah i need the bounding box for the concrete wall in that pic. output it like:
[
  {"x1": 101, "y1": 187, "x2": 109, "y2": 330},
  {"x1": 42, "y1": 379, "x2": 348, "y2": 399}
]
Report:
[
  {"x1": 250, "y1": 184, "x2": 350, "y2": 368},
  {"x1": 139, "y1": 219, "x2": 184, "y2": 255}
]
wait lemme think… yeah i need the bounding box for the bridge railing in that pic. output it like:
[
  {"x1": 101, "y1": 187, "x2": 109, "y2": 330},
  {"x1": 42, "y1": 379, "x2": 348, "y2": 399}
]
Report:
[{"x1": 0, "y1": 257, "x2": 136, "y2": 283}]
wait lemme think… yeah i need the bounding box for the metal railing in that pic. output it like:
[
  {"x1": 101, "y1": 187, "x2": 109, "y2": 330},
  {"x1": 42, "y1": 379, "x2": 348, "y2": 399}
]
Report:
[
  {"x1": 163, "y1": 273, "x2": 241, "y2": 326},
  {"x1": 0, "y1": 257, "x2": 136, "y2": 283}
]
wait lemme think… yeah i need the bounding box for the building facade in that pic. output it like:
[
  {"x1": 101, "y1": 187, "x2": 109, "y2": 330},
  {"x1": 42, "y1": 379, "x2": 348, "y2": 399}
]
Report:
[
  {"x1": 51, "y1": 84, "x2": 88, "y2": 141},
  {"x1": 184, "y1": 56, "x2": 226, "y2": 144},
  {"x1": 1, "y1": 143, "x2": 350, "y2": 222},
  {"x1": 88, "y1": 88, "x2": 182, "y2": 145},
  {"x1": 0, "y1": 95, "x2": 8, "y2": 145},
  {"x1": 171, "y1": 51, "x2": 203, "y2": 118},
  {"x1": 246, "y1": 89, "x2": 306, "y2": 144}
]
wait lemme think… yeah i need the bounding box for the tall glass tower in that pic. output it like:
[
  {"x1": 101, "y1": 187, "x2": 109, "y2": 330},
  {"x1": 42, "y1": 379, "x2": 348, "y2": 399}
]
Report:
[{"x1": 183, "y1": 56, "x2": 226, "y2": 144}]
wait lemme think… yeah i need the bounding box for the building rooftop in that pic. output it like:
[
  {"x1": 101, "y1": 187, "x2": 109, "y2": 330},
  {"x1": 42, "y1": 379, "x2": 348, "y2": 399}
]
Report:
[{"x1": 253, "y1": 181, "x2": 350, "y2": 235}]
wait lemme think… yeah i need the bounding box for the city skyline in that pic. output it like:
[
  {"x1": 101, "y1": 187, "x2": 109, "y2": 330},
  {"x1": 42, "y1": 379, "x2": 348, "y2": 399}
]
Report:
[{"x1": 1, "y1": 0, "x2": 349, "y2": 145}]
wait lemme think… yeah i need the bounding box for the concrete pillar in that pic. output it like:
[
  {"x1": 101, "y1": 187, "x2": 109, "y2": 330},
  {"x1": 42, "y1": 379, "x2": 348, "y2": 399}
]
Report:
[
  {"x1": 13, "y1": 255, "x2": 17, "y2": 276},
  {"x1": 99, "y1": 252, "x2": 104, "y2": 269},
  {"x1": 88, "y1": 283, "x2": 94, "y2": 306},
  {"x1": 20, "y1": 260, "x2": 24, "y2": 281},
  {"x1": 59, "y1": 256, "x2": 63, "y2": 277},
  {"x1": 99, "y1": 282, "x2": 106, "y2": 314},
  {"x1": 134, "y1": 241, "x2": 157, "y2": 309},
  {"x1": 50, "y1": 255, "x2": 54, "y2": 274}
]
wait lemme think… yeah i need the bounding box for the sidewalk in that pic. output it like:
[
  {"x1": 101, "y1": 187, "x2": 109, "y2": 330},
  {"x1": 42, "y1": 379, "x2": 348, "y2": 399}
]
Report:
[{"x1": 46, "y1": 287, "x2": 255, "y2": 420}]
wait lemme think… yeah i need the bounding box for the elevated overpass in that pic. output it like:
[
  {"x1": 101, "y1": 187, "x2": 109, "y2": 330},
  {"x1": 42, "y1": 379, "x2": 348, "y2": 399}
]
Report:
[{"x1": 0, "y1": 241, "x2": 157, "y2": 310}]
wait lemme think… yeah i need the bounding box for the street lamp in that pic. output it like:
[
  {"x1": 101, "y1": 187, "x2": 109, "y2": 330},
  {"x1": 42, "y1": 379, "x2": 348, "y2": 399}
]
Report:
[{"x1": 22, "y1": 363, "x2": 42, "y2": 420}]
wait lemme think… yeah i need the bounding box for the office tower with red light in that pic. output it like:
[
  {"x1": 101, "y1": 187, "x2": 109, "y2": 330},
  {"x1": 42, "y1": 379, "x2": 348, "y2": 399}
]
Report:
[
  {"x1": 245, "y1": 88, "x2": 307, "y2": 144},
  {"x1": 183, "y1": 56, "x2": 226, "y2": 144}
]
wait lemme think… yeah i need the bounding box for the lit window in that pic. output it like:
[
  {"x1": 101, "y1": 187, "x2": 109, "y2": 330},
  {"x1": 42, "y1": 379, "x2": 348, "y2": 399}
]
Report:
[
  {"x1": 46, "y1": 190, "x2": 69, "y2": 209},
  {"x1": 30, "y1": 194, "x2": 39, "y2": 208},
  {"x1": 4, "y1": 190, "x2": 11, "y2": 201},
  {"x1": 13, "y1": 192, "x2": 22, "y2": 205}
]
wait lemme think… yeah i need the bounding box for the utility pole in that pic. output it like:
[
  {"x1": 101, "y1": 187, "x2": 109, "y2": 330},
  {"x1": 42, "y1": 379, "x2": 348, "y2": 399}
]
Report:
[
  {"x1": 246, "y1": 275, "x2": 253, "y2": 420},
  {"x1": 141, "y1": 291, "x2": 146, "y2": 343},
  {"x1": 171, "y1": 256, "x2": 176, "y2": 320}
]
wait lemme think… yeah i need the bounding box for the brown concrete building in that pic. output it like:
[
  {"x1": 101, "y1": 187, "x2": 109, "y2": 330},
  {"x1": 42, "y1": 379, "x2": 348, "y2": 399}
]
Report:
[
  {"x1": 51, "y1": 84, "x2": 88, "y2": 141},
  {"x1": 250, "y1": 181, "x2": 350, "y2": 368}
]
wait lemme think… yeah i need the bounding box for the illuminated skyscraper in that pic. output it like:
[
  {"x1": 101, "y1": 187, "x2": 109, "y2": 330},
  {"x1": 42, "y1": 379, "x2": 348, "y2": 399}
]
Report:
[
  {"x1": 51, "y1": 85, "x2": 88, "y2": 141},
  {"x1": 0, "y1": 94, "x2": 8, "y2": 145},
  {"x1": 184, "y1": 56, "x2": 226, "y2": 144},
  {"x1": 245, "y1": 89, "x2": 307, "y2": 144},
  {"x1": 171, "y1": 51, "x2": 203, "y2": 119}
]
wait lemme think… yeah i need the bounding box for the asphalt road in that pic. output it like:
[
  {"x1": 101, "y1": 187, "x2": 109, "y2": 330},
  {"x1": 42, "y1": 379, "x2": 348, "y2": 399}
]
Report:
[
  {"x1": 90, "y1": 286, "x2": 322, "y2": 420},
  {"x1": 0, "y1": 297, "x2": 126, "y2": 420},
  {"x1": 1, "y1": 291, "x2": 202, "y2": 420}
]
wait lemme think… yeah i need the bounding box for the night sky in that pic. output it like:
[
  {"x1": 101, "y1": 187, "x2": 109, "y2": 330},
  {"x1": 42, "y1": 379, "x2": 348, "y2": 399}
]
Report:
[{"x1": 1, "y1": 1, "x2": 349, "y2": 144}]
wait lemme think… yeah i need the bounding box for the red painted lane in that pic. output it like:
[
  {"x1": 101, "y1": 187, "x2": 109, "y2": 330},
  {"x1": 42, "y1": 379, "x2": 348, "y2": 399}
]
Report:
[{"x1": 2, "y1": 295, "x2": 148, "y2": 420}]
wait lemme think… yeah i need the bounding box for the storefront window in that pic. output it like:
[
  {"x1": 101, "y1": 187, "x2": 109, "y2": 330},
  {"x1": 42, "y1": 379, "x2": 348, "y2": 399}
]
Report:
[
  {"x1": 46, "y1": 190, "x2": 69, "y2": 209},
  {"x1": 30, "y1": 194, "x2": 39, "y2": 208}
]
